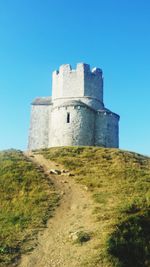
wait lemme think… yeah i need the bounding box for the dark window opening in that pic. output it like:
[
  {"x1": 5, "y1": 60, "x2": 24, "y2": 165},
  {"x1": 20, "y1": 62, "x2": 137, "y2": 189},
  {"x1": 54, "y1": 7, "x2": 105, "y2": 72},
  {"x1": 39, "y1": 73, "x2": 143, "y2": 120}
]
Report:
[{"x1": 67, "y1": 112, "x2": 70, "y2": 123}]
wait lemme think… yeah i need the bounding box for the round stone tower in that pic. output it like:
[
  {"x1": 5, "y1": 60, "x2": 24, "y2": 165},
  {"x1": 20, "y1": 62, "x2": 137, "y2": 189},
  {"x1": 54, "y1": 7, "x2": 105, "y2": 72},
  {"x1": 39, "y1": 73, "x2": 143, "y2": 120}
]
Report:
[
  {"x1": 49, "y1": 100, "x2": 95, "y2": 147},
  {"x1": 49, "y1": 63, "x2": 104, "y2": 147}
]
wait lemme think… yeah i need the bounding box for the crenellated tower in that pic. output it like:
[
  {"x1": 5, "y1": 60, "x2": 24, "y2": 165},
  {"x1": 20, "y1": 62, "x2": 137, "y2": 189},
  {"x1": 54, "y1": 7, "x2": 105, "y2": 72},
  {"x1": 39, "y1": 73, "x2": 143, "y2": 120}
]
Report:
[
  {"x1": 28, "y1": 63, "x2": 120, "y2": 150},
  {"x1": 52, "y1": 63, "x2": 104, "y2": 110}
]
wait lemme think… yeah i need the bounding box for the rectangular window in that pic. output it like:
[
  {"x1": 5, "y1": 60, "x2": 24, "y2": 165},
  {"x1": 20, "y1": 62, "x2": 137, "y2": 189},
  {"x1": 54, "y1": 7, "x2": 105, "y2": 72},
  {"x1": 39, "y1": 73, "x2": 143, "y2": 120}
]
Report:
[{"x1": 67, "y1": 112, "x2": 70, "y2": 123}]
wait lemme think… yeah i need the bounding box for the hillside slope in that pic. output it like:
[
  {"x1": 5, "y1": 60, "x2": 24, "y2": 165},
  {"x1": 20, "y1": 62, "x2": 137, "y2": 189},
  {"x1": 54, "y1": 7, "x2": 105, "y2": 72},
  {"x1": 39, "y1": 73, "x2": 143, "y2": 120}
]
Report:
[
  {"x1": 0, "y1": 150, "x2": 59, "y2": 267},
  {"x1": 38, "y1": 147, "x2": 150, "y2": 267},
  {"x1": 0, "y1": 147, "x2": 150, "y2": 267}
]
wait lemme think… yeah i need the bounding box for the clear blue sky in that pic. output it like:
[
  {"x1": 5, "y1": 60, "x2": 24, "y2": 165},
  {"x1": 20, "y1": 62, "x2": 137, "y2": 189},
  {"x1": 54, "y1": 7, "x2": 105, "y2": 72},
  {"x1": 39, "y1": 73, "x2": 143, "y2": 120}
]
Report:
[{"x1": 0, "y1": 0, "x2": 150, "y2": 155}]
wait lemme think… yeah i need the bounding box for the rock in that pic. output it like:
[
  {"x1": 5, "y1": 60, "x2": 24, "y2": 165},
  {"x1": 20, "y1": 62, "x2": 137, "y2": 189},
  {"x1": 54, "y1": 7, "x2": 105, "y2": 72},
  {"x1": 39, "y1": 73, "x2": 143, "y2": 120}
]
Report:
[
  {"x1": 49, "y1": 169, "x2": 61, "y2": 175},
  {"x1": 84, "y1": 186, "x2": 89, "y2": 191},
  {"x1": 69, "y1": 231, "x2": 78, "y2": 241},
  {"x1": 62, "y1": 180, "x2": 68, "y2": 184},
  {"x1": 61, "y1": 169, "x2": 69, "y2": 173},
  {"x1": 67, "y1": 173, "x2": 75, "y2": 177},
  {"x1": 69, "y1": 231, "x2": 91, "y2": 243}
]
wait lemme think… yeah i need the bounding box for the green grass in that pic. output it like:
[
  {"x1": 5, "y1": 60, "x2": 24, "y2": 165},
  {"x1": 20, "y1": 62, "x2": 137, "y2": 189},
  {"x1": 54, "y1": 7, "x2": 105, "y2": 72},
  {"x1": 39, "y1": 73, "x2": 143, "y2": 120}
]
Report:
[
  {"x1": 0, "y1": 149, "x2": 59, "y2": 266},
  {"x1": 40, "y1": 146, "x2": 150, "y2": 267}
]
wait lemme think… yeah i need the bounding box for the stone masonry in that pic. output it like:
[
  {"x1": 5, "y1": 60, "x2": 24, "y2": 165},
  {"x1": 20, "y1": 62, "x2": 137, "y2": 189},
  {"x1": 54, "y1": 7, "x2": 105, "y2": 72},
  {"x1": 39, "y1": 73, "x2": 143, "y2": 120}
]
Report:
[{"x1": 28, "y1": 63, "x2": 120, "y2": 150}]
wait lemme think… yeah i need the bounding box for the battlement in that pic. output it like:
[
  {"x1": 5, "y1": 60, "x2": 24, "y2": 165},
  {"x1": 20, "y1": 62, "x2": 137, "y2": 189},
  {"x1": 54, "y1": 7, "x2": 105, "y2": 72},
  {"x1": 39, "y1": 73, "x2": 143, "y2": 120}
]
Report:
[
  {"x1": 52, "y1": 63, "x2": 103, "y2": 102},
  {"x1": 53, "y1": 63, "x2": 103, "y2": 76}
]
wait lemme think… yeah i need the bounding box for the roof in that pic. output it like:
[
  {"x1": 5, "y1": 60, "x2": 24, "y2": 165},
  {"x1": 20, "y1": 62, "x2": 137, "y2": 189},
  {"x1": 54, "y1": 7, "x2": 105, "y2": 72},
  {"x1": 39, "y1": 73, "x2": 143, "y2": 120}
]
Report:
[
  {"x1": 32, "y1": 97, "x2": 52, "y2": 105},
  {"x1": 53, "y1": 100, "x2": 96, "y2": 112},
  {"x1": 31, "y1": 98, "x2": 119, "y2": 118},
  {"x1": 57, "y1": 100, "x2": 87, "y2": 107},
  {"x1": 97, "y1": 108, "x2": 120, "y2": 119}
]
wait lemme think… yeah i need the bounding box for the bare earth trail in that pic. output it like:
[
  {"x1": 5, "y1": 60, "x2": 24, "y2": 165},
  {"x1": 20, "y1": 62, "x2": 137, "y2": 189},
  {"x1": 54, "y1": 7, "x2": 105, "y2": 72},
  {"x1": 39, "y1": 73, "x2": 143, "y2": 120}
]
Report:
[{"x1": 19, "y1": 153, "x2": 99, "y2": 267}]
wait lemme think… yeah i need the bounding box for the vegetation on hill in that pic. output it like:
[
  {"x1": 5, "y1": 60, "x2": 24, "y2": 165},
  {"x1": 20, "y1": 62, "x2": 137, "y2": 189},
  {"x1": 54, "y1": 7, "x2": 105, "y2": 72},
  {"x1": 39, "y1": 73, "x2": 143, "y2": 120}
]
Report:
[
  {"x1": 40, "y1": 147, "x2": 150, "y2": 267},
  {"x1": 0, "y1": 150, "x2": 59, "y2": 266}
]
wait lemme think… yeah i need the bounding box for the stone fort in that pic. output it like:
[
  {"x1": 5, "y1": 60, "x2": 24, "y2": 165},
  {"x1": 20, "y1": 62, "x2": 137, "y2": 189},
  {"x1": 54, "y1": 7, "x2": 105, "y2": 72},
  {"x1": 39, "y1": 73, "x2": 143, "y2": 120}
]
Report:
[{"x1": 28, "y1": 63, "x2": 120, "y2": 150}]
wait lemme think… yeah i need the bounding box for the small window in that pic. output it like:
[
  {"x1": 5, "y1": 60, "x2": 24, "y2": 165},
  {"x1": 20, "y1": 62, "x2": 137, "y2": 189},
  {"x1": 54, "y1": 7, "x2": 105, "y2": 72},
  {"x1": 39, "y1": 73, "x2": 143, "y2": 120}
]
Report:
[{"x1": 67, "y1": 112, "x2": 70, "y2": 123}]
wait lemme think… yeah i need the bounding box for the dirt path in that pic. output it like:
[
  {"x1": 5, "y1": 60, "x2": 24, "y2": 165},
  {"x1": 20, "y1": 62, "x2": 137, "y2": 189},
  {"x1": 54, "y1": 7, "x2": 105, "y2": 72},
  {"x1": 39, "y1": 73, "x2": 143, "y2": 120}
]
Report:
[{"x1": 19, "y1": 152, "x2": 99, "y2": 267}]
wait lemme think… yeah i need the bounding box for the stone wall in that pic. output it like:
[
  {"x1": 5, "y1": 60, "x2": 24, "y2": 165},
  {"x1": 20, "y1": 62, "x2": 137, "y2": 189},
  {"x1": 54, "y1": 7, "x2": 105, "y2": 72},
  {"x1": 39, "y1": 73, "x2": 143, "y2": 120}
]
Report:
[
  {"x1": 49, "y1": 104, "x2": 95, "y2": 147},
  {"x1": 52, "y1": 64, "x2": 84, "y2": 100},
  {"x1": 84, "y1": 67, "x2": 103, "y2": 103},
  {"x1": 52, "y1": 63, "x2": 103, "y2": 103},
  {"x1": 28, "y1": 105, "x2": 51, "y2": 150},
  {"x1": 95, "y1": 111, "x2": 119, "y2": 148}
]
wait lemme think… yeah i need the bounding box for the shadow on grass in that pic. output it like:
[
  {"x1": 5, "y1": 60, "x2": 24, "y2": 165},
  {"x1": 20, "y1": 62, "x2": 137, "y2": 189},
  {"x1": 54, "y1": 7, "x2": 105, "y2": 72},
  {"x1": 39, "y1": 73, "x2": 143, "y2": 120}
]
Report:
[{"x1": 107, "y1": 211, "x2": 150, "y2": 267}]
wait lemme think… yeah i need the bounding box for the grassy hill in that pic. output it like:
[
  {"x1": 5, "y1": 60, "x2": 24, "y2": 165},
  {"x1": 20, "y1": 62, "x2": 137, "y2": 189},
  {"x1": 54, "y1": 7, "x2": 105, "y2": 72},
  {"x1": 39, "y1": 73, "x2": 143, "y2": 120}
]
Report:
[
  {"x1": 0, "y1": 150, "x2": 59, "y2": 266},
  {"x1": 40, "y1": 147, "x2": 150, "y2": 267},
  {"x1": 0, "y1": 147, "x2": 150, "y2": 267}
]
